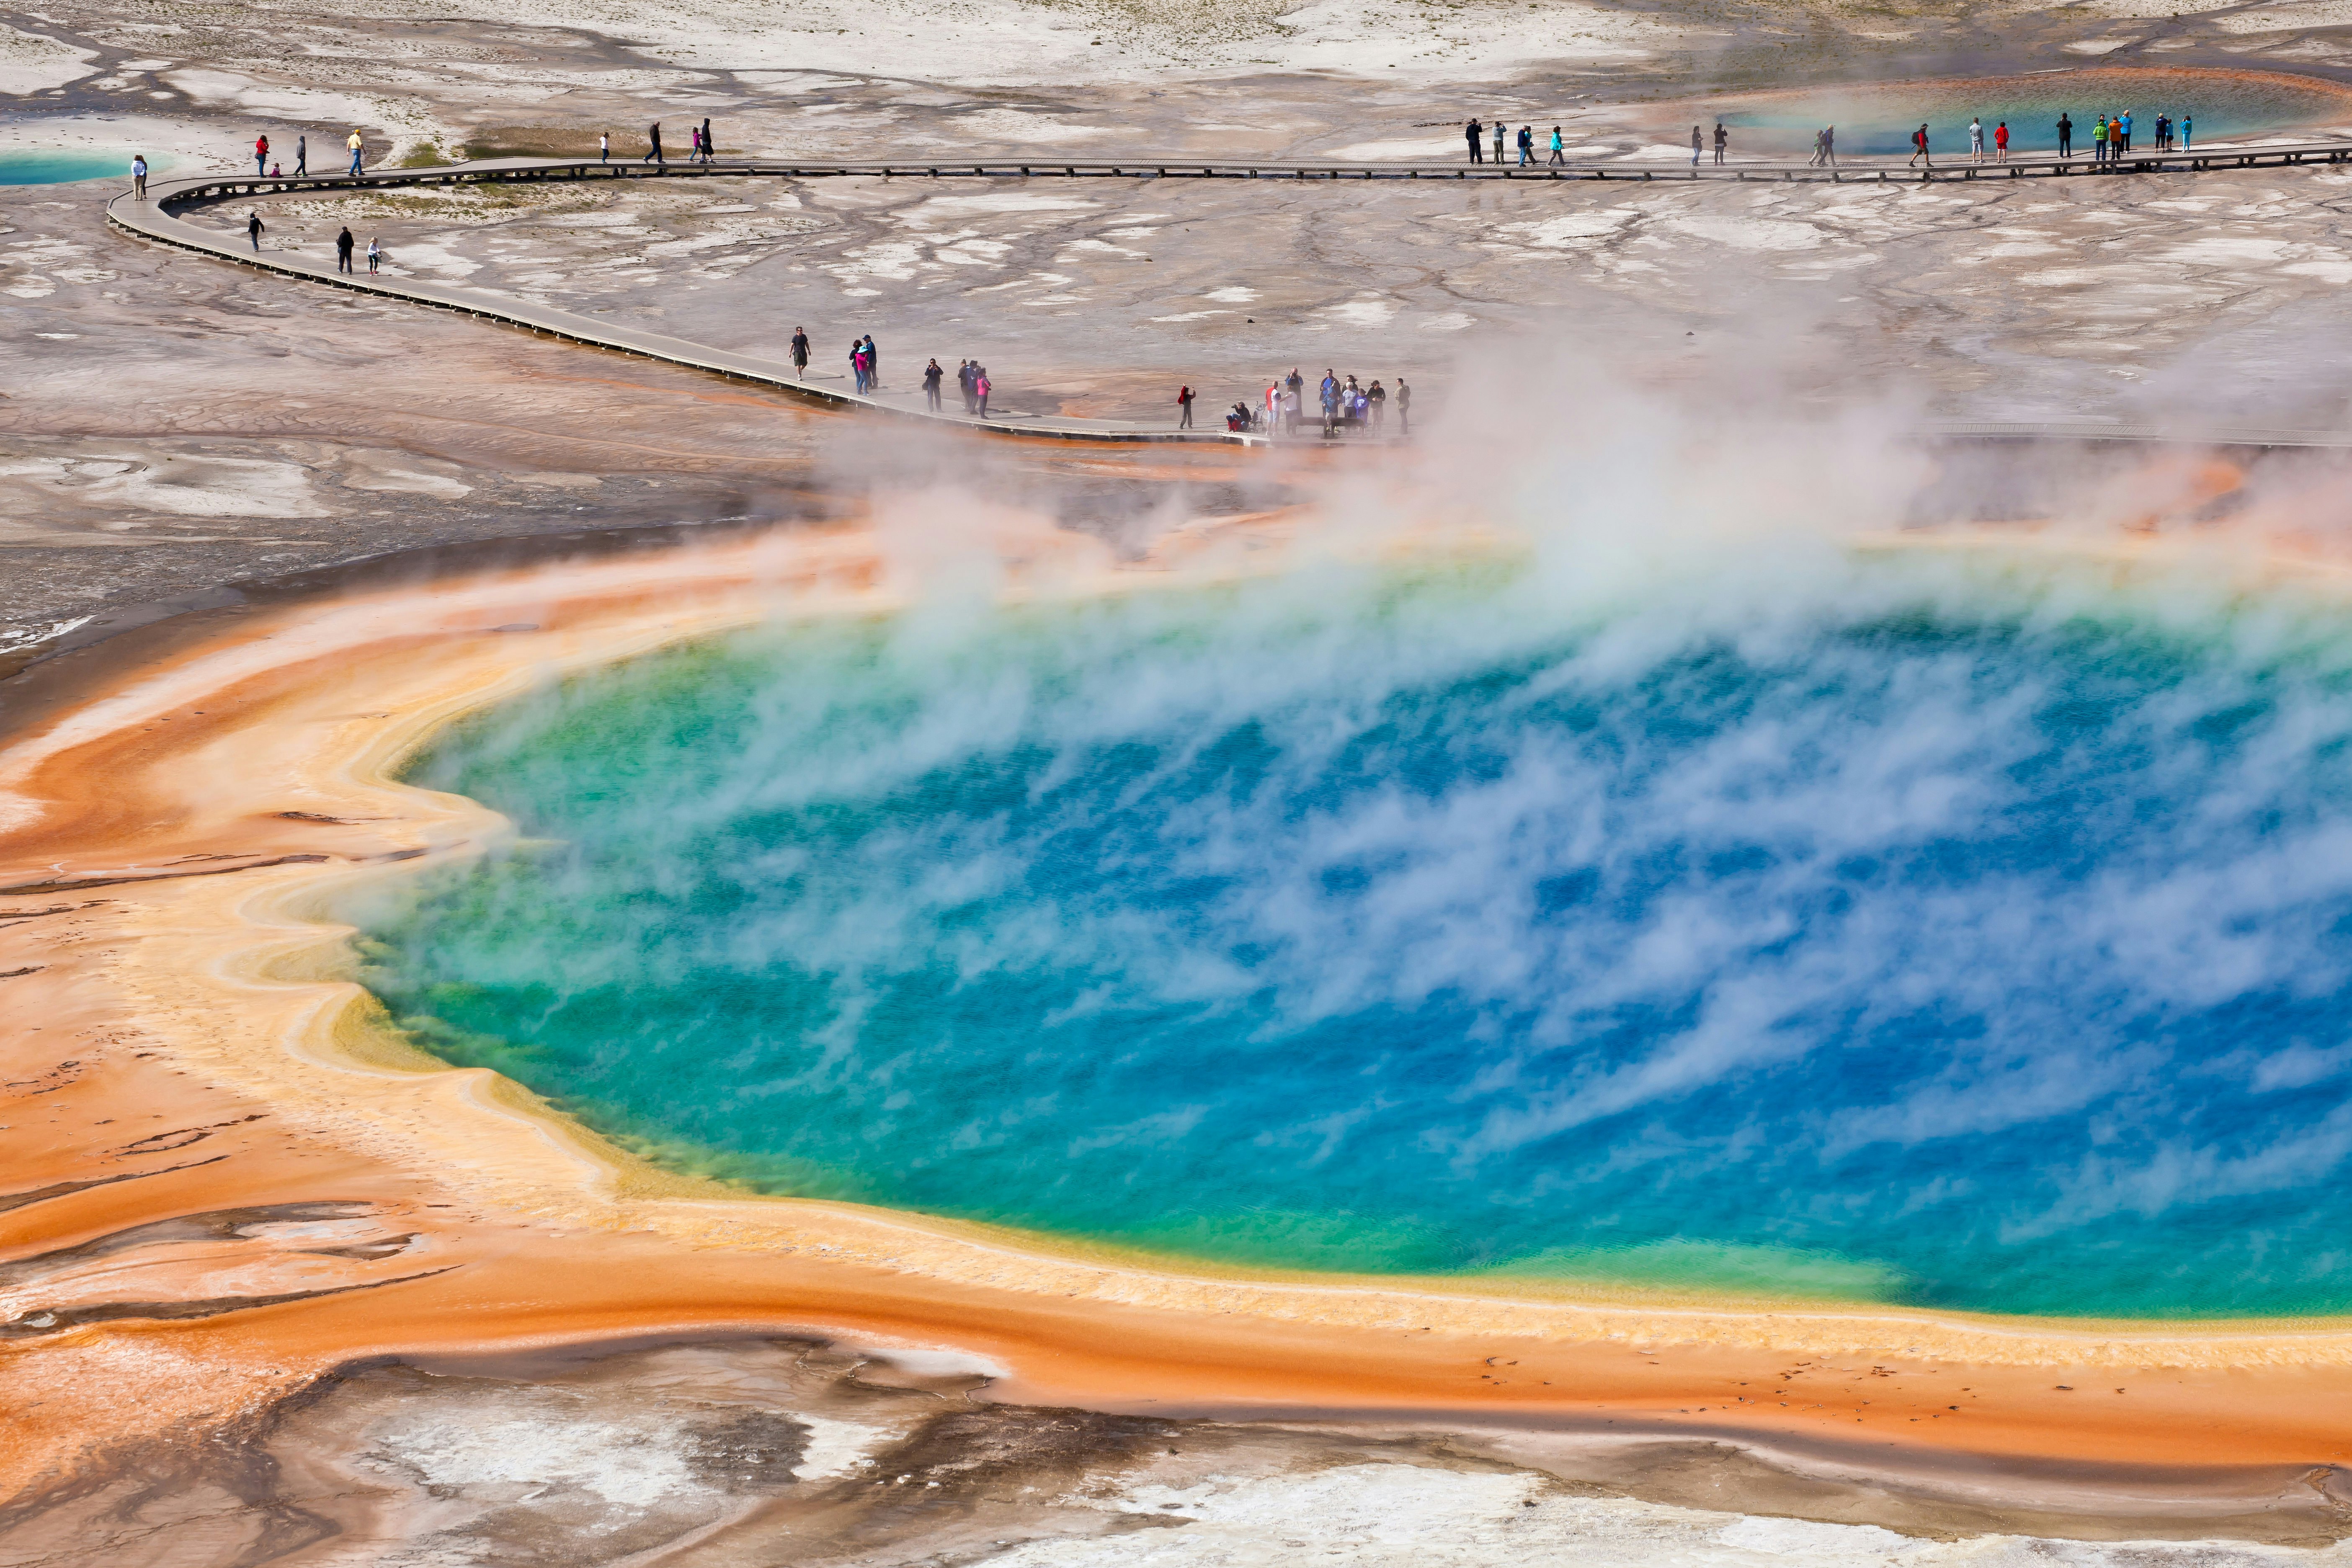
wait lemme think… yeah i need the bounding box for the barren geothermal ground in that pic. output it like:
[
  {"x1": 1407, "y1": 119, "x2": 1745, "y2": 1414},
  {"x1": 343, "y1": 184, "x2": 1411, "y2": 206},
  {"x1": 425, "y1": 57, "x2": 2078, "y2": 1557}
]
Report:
[{"x1": 18, "y1": 0, "x2": 2352, "y2": 1562}]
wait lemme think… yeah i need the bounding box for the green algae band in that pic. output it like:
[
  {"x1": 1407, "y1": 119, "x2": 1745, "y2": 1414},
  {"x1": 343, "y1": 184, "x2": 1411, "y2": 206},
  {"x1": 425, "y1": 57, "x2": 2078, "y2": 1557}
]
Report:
[{"x1": 356, "y1": 545, "x2": 2352, "y2": 1318}]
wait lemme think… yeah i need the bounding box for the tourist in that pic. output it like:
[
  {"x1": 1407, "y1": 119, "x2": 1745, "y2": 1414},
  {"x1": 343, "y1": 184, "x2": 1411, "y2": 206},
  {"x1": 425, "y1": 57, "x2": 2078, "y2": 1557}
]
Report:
[
  {"x1": 862, "y1": 334, "x2": 879, "y2": 388},
  {"x1": 1517, "y1": 124, "x2": 1533, "y2": 166},
  {"x1": 1549, "y1": 126, "x2": 1565, "y2": 165},
  {"x1": 923, "y1": 358, "x2": 944, "y2": 411},
  {"x1": 270, "y1": 162, "x2": 282, "y2": 178},
  {"x1": 701, "y1": 118, "x2": 714, "y2": 163},
  {"x1": 1969, "y1": 116, "x2": 1983, "y2": 162},
  {"x1": 347, "y1": 128, "x2": 364, "y2": 174},
  {"x1": 1227, "y1": 401, "x2": 1251, "y2": 432},
  {"x1": 1691, "y1": 125, "x2": 1702, "y2": 167},
  {"x1": 366, "y1": 236, "x2": 381, "y2": 274},
  {"x1": 974, "y1": 365, "x2": 990, "y2": 417},
  {"x1": 1320, "y1": 369, "x2": 1338, "y2": 433},
  {"x1": 2120, "y1": 110, "x2": 2132, "y2": 153},
  {"x1": 336, "y1": 225, "x2": 354, "y2": 273},
  {"x1": 1395, "y1": 376, "x2": 1410, "y2": 435},
  {"x1": 247, "y1": 211, "x2": 264, "y2": 251},
  {"x1": 599, "y1": 131, "x2": 610, "y2": 163},
  {"x1": 2182, "y1": 114, "x2": 2192, "y2": 150},
  {"x1": 131, "y1": 153, "x2": 147, "y2": 199},
  {"x1": 2092, "y1": 113, "x2": 2106, "y2": 163},
  {"x1": 850, "y1": 339, "x2": 867, "y2": 393},
  {"x1": 1821, "y1": 125, "x2": 1836, "y2": 166},
  {"x1": 1995, "y1": 121, "x2": 2009, "y2": 162},
  {"x1": 644, "y1": 122, "x2": 664, "y2": 165},
  {"x1": 254, "y1": 132, "x2": 269, "y2": 177},
  {"x1": 1908, "y1": 123, "x2": 1930, "y2": 168},
  {"x1": 2057, "y1": 112, "x2": 2073, "y2": 158},
  {"x1": 1368, "y1": 379, "x2": 1386, "y2": 427},
  {"x1": 1713, "y1": 121, "x2": 1727, "y2": 165},
  {"x1": 790, "y1": 327, "x2": 810, "y2": 378},
  {"x1": 1493, "y1": 119, "x2": 1506, "y2": 163},
  {"x1": 957, "y1": 359, "x2": 975, "y2": 412},
  {"x1": 295, "y1": 135, "x2": 307, "y2": 177},
  {"x1": 1809, "y1": 128, "x2": 1825, "y2": 166},
  {"x1": 1466, "y1": 118, "x2": 1483, "y2": 163},
  {"x1": 1177, "y1": 383, "x2": 1195, "y2": 428}
]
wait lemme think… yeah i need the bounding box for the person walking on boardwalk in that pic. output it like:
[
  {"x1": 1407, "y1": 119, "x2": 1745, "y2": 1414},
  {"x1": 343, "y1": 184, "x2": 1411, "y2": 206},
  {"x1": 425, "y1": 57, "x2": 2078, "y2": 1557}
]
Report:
[
  {"x1": 1690, "y1": 125, "x2": 1702, "y2": 166},
  {"x1": 957, "y1": 359, "x2": 974, "y2": 412},
  {"x1": 1466, "y1": 118, "x2": 1482, "y2": 163},
  {"x1": 1995, "y1": 121, "x2": 2009, "y2": 162},
  {"x1": 1908, "y1": 123, "x2": 1930, "y2": 168},
  {"x1": 644, "y1": 122, "x2": 664, "y2": 165},
  {"x1": 366, "y1": 236, "x2": 381, "y2": 273},
  {"x1": 1549, "y1": 126, "x2": 1565, "y2": 165},
  {"x1": 335, "y1": 225, "x2": 354, "y2": 273},
  {"x1": 2057, "y1": 112, "x2": 2073, "y2": 158},
  {"x1": 923, "y1": 358, "x2": 944, "y2": 411},
  {"x1": 1822, "y1": 125, "x2": 1837, "y2": 165},
  {"x1": 1712, "y1": 122, "x2": 1727, "y2": 164},
  {"x1": 254, "y1": 133, "x2": 269, "y2": 176},
  {"x1": 974, "y1": 365, "x2": 991, "y2": 418},
  {"x1": 1395, "y1": 377, "x2": 1410, "y2": 435},
  {"x1": 246, "y1": 211, "x2": 264, "y2": 251},
  {"x1": 1516, "y1": 124, "x2": 1533, "y2": 166},
  {"x1": 295, "y1": 134, "x2": 307, "y2": 176},
  {"x1": 131, "y1": 154, "x2": 147, "y2": 199},
  {"x1": 701, "y1": 118, "x2": 714, "y2": 162},
  {"x1": 347, "y1": 128, "x2": 364, "y2": 173},
  {"x1": 599, "y1": 131, "x2": 610, "y2": 162},
  {"x1": 790, "y1": 327, "x2": 810, "y2": 378},
  {"x1": 1177, "y1": 383, "x2": 1195, "y2": 428},
  {"x1": 1969, "y1": 116, "x2": 1983, "y2": 162}
]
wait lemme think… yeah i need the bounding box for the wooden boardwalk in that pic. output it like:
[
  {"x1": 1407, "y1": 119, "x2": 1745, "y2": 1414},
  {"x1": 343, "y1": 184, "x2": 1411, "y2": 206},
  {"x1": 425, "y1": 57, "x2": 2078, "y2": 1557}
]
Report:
[{"x1": 103, "y1": 148, "x2": 2352, "y2": 451}]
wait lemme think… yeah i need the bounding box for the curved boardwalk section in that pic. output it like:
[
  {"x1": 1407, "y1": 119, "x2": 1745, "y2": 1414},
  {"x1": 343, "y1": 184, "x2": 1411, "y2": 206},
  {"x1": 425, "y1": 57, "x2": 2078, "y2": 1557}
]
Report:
[
  {"x1": 106, "y1": 161, "x2": 1257, "y2": 447},
  {"x1": 106, "y1": 147, "x2": 2352, "y2": 449}
]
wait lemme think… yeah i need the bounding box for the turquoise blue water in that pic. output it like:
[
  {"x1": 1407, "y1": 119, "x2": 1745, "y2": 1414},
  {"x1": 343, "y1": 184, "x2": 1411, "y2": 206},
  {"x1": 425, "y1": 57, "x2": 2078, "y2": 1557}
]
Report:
[
  {"x1": 0, "y1": 149, "x2": 163, "y2": 186},
  {"x1": 1717, "y1": 68, "x2": 2351, "y2": 156},
  {"x1": 356, "y1": 549, "x2": 2352, "y2": 1318}
]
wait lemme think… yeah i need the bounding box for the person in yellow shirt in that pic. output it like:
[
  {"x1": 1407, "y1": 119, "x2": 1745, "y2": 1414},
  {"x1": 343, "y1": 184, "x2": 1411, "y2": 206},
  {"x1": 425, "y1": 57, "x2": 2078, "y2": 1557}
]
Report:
[{"x1": 346, "y1": 129, "x2": 364, "y2": 175}]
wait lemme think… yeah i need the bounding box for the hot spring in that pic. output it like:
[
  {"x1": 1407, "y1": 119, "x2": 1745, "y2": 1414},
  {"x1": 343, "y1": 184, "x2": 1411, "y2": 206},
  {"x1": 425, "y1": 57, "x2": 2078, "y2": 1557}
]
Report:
[
  {"x1": 356, "y1": 539, "x2": 2352, "y2": 1320},
  {"x1": 1712, "y1": 66, "x2": 2352, "y2": 156}
]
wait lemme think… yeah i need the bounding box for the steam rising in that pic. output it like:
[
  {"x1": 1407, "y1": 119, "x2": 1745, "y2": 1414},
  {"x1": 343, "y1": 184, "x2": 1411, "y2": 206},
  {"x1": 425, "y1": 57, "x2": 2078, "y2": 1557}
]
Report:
[{"x1": 355, "y1": 408, "x2": 2352, "y2": 1316}]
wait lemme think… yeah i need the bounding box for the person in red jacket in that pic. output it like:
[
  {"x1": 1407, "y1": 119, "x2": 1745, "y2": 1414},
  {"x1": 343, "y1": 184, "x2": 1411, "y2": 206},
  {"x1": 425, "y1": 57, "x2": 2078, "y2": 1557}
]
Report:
[
  {"x1": 1177, "y1": 384, "x2": 1194, "y2": 429},
  {"x1": 254, "y1": 132, "x2": 269, "y2": 176},
  {"x1": 1994, "y1": 121, "x2": 2009, "y2": 162}
]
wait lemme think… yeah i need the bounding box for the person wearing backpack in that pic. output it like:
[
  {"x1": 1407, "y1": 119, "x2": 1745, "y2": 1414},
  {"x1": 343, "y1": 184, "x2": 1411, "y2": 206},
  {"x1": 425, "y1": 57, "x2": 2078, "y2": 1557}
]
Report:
[
  {"x1": 1177, "y1": 384, "x2": 1195, "y2": 428},
  {"x1": 1908, "y1": 124, "x2": 1930, "y2": 168}
]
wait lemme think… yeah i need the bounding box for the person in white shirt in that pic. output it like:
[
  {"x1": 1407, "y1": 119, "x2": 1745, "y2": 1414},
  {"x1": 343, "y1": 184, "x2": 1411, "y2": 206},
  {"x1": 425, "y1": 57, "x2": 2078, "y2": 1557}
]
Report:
[
  {"x1": 1969, "y1": 117, "x2": 1985, "y2": 162},
  {"x1": 131, "y1": 154, "x2": 148, "y2": 199}
]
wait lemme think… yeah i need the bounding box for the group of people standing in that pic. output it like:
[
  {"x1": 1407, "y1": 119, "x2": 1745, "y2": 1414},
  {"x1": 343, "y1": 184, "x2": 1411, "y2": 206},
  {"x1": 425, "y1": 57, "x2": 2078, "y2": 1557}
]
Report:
[
  {"x1": 2059, "y1": 110, "x2": 2189, "y2": 160},
  {"x1": 1465, "y1": 118, "x2": 1569, "y2": 165},
  {"x1": 1244, "y1": 369, "x2": 1409, "y2": 437}
]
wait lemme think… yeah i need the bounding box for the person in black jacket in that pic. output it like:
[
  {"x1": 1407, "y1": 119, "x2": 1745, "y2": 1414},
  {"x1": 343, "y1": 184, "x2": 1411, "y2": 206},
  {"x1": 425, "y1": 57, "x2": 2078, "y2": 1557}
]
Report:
[
  {"x1": 923, "y1": 358, "x2": 944, "y2": 411},
  {"x1": 1466, "y1": 118, "x2": 1483, "y2": 163},
  {"x1": 644, "y1": 122, "x2": 663, "y2": 164},
  {"x1": 335, "y1": 226, "x2": 354, "y2": 272}
]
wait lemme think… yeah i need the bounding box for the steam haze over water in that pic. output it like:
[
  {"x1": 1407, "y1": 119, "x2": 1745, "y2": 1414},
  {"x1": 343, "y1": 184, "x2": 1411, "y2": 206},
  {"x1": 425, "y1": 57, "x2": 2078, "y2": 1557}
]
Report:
[{"x1": 358, "y1": 535, "x2": 2352, "y2": 1319}]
